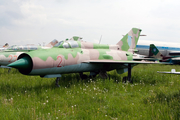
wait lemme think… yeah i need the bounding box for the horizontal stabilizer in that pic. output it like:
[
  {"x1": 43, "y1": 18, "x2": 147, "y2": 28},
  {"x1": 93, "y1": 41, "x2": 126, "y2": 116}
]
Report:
[
  {"x1": 133, "y1": 58, "x2": 159, "y2": 61},
  {"x1": 169, "y1": 52, "x2": 180, "y2": 56},
  {"x1": 157, "y1": 69, "x2": 180, "y2": 74}
]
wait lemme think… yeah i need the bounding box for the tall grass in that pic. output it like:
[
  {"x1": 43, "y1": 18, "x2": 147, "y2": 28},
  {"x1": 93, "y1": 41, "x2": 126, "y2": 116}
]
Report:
[{"x1": 0, "y1": 64, "x2": 180, "y2": 119}]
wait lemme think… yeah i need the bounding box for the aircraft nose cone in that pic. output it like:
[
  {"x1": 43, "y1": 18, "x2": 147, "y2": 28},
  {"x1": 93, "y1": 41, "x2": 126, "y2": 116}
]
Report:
[{"x1": 7, "y1": 56, "x2": 30, "y2": 69}]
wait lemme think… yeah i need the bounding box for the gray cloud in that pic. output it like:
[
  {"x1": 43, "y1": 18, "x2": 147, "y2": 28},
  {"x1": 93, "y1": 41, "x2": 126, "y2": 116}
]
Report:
[
  {"x1": 0, "y1": 0, "x2": 24, "y2": 27},
  {"x1": 0, "y1": 0, "x2": 180, "y2": 46}
]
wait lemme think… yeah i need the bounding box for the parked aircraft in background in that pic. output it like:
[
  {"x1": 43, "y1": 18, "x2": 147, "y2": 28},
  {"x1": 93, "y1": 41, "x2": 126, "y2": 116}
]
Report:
[
  {"x1": 3, "y1": 43, "x2": 9, "y2": 47},
  {"x1": 146, "y1": 44, "x2": 180, "y2": 65},
  {"x1": 0, "y1": 39, "x2": 58, "y2": 68},
  {"x1": 136, "y1": 41, "x2": 180, "y2": 64},
  {"x1": 0, "y1": 43, "x2": 9, "y2": 51},
  {"x1": 5, "y1": 39, "x2": 58, "y2": 52},
  {"x1": 147, "y1": 44, "x2": 180, "y2": 75},
  {"x1": 8, "y1": 28, "x2": 156, "y2": 87}
]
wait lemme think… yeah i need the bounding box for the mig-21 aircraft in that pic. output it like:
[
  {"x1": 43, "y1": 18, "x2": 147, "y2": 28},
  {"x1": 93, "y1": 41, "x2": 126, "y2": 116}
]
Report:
[
  {"x1": 8, "y1": 28, "x2": 156, "y2": 86},
  {"x1": 0, "y1": 39, "x2": 58, "y2": 68},
  {"x1": 148, "y1": 44, "x2": 180, "y2": 63}
]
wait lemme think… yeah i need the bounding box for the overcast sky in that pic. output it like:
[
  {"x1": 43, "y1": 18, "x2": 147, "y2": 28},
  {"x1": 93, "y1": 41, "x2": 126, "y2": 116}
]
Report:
[{"x1": 0, "y1": 0, "x2": 180, "y2": 47}]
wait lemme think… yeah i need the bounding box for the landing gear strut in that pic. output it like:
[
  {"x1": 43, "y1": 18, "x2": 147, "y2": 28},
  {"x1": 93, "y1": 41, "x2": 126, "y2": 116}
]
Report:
[
  {"x1": 128, "y1": 64, "x2": 133, "y2": 83},
  {"x1": 8, "y1": 68, "x2": 11, "y2": 73},
  {"x1": 55, "y1": 77, "x2": 60, "y2": 87},
  {"x1": 122, "y1": 64, "x2": 133, "y2": 83}
]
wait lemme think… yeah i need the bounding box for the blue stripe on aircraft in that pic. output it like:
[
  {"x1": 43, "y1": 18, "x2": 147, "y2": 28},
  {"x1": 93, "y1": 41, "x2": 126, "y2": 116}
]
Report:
[
  {"x1": 128, "y1": 36, "x2": 132, "y2": 47},
  {"x1": 136, "y1": 45, "x2": 180, "y2": 51}
]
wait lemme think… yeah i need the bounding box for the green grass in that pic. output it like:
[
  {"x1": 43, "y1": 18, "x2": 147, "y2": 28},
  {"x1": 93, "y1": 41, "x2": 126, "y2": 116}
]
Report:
[{"x1": 0, "y1": 64, "x2": 180, "y2": 119}]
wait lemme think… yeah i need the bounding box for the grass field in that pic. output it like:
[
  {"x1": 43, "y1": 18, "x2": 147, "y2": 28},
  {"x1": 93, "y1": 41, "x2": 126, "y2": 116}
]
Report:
[{"x1": 0, "y1": 64, "x2": 180, "y2": 120}]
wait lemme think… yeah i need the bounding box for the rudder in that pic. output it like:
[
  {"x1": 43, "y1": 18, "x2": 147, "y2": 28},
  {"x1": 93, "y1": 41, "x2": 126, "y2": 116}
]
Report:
[
  {"x1": 45, "y1": 39, "x2": 58, "y2": 47},
  {"x1": 116, "y1": 28, "x2": 141, "y2": 53},
  {"x1": 149, "y1": 44, "x2": 163, "y2": 59}
]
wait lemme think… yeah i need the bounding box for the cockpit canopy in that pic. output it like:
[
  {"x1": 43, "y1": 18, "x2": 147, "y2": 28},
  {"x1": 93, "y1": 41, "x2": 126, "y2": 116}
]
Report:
[{"x1": 54, "y1": 40, "x2": 80, "y2": 48}]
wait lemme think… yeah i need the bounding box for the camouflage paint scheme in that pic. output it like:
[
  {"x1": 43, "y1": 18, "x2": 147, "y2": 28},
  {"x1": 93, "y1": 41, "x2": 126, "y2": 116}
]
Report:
[
  {"x1": 149, "y1": 44, "x2": 180, "y2": 64},
  {"x1": 8, "y1": 28, "x2": 152, "y2": 78},
  {"x1": 0, "y1": 39, "x2": 58, "y2": 66},
  {"x1": 149, "y1": 44, "x2": 163, "y2": 59}
]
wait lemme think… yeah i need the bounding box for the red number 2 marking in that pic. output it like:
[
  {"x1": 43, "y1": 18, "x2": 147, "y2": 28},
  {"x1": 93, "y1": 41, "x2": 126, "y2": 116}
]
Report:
[
  {"x1": 8, "y1": 55, "x2": 13, "y2": 62},
  {"x1": 57, "y1": 56, "x2": 62, "y2": 67},
  {"x1": 8, "y1": 55, "x2": 17, "y2": 63}
]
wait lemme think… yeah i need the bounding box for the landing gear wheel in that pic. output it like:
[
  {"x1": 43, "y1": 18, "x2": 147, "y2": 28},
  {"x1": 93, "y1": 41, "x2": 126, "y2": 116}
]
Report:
[
  {"x1": 79, "y1": 72, "x2": 88, "y2": 80},
  {"x1": 122, "y1": 76, "x2": 133, "y2": 83},
  {"x1": 99, "y1": 70, "x2": 108, "y2": 79},
  {"x1": 89, "y1": 72, "x2": 98, "y2": 78},
  {"x1": 8, "y1": 68, "x2": 11, "y2": 73},
  {"x1": 122, "y1": 76, "x2": 128, "y2": 83}
]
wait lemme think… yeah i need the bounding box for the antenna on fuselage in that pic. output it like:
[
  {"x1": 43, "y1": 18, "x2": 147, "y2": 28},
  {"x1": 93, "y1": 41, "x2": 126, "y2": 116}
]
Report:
[{"x1": 99, "y1": 35, "x2": 102, "y2": 44}]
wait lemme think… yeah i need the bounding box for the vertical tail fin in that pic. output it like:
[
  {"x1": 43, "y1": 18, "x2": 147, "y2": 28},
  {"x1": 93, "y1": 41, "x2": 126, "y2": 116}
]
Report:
[
  {"x1": 117, "y1": 28, "x2": 141, "y2": 53},
  {"x1": 45, "y1": 39, "x2": 58, "y2": 47},
  {"x1": 3, "y1": 43, "x2": 9, "y2": 47},
  {"x1": 149, "y1": 44, "x2": 163, "y2": 59}
]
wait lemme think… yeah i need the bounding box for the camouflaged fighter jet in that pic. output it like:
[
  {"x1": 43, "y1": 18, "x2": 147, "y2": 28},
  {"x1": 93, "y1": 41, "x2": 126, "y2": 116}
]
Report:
[
  {"x1": 148, "y1": 44, "x2": 180, "y2": 75},
  {"x1": 0, "y1": 39, "x2": 58, "y2": 68},
  {"x1": 8, "y1": 28, "x2": 155, "y2": 86},
  {"x1": 149, "y1": 44, "x2": 180, "y2": 63}
]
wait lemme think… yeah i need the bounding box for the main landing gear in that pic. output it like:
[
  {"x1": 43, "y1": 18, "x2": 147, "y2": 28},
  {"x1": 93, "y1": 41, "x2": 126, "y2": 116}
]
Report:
[
  {"x1": 122, "y1": 64, "x2": 133, "y2": 83},
  {"x1": 55, "y1": 63, "x2": 133, "y2": 87},
  {"x1": 55, "y1": 77, "x2": 60, "y2": 87},
  {"x1": 79, "y1": 72, "x2": 88, "y2": 80},
  {"x1": 8, "y1": 68, "x2": 11, "y2": 73}
]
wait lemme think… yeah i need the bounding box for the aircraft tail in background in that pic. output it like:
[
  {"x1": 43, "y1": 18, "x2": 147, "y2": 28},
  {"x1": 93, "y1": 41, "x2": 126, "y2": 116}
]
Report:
[
  {"x1": 45, "y1": 39, "x2": 58, "y2": 47},
  {"x1": 149, "y1": 44, "x2": 180, "y2": 64},
  {"x1": 149, "y1": 44, "x2": 163, "y2": 59},
  {"x1": 3, "y1": 43, "x2": 9, "y2": 47}
]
